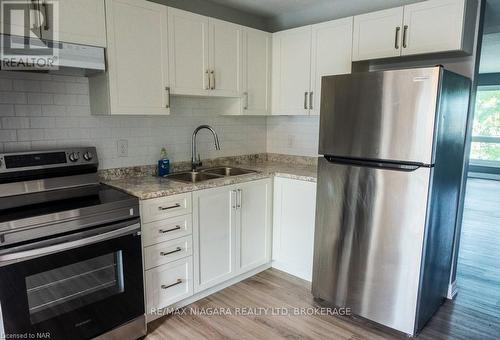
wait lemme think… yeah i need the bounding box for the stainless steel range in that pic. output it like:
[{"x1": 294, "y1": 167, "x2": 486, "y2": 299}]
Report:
[{"x1": 0, "y1": 148, "x2": 146, "y2": 340}]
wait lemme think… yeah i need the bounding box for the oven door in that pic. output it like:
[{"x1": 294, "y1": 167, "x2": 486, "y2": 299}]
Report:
[{"x1": 0, "y1": 219, "x2": 144, "y2": 340}]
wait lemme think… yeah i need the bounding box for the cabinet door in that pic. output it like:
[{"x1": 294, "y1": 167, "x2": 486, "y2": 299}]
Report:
[
  {"x1": 105, "y1": 0, "x2": 169, "y2": 114},
  {"x1": 0, "y1": 1, "x2": 40, "y2": 38},
  {"x1": 402, "y1": 0, "x2": 466, "y2": 56},
  {"x1": 237, "y1": 179, "x2": 272, "y2": 273},
  {"x1": 41, "y1": 0, "x2": 106, "y2": 47},
  {"x1": 168, "y1": 8, "x2": 210, "y2": 96},
  {"x1": 272, "y1": 26, "x2": 312, "y2": 115},
  {"x1": 309, "y1": 17, "x2": 353, "y2": 116},
  {"x1": 273, "y1": 177, "x2": 316, "y2": 281},
  {"x1": 209, "y1": 18, "x2": 242, "y2": 97},
  {"x1": 352, "y1": 7, "x2": 404, "y2": 61},
  {"x1": 193, "y1": 186, "x2": 237, "y2": 292},
  {"x1": 242, "y1": 28, "x2": 271, "y2": 115}
]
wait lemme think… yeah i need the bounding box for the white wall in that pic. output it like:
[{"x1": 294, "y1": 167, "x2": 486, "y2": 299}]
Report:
[
  {"x1": 0, "y1": 71, "x2": 267, "y2": 169},
  {"x1": 266, "y1": 116, "x2": 319, "y2": 156}
]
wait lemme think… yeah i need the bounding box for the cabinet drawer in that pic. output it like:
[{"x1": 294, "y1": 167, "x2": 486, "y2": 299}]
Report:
[
  {"x1": 143, "y1": 215, "x2": 192, "y2": 246},
  {"x1": 141, "y1": 193, "x2": 192, "y2": 223},
  {"x1": 146, "y1": 257, "x2": 193, "y2": 310},
  {"x1": 144, "y1": 236, "x2": 193, "y2": 270}
]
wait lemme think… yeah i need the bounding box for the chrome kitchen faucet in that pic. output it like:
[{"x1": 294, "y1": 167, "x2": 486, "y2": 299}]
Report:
[{"x1": 191, "y1": 125, "x2": 221, "y2": 170}]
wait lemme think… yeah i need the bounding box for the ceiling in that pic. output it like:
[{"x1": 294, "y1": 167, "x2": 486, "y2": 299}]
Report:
[
  {"x1": 208, "y1": 0, "x2": 319, "y2": 18},
  {"x1": 206, "y1": 0, "x2": 500, "y2": 73}
]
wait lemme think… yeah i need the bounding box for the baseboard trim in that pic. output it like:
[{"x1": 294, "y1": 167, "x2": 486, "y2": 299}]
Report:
[
  {"x1": 447, "y1": 280, "x2": 458, "y2": 300},
  {"x1": 146, "y1": 263, "x2": 272, "y2": 323}
]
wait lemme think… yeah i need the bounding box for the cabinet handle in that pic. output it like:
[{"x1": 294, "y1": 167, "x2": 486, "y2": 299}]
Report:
[
  {"x1": 158, "y1": 225, "x2": 181, "y2": 234},
  {"x1": 158, "y1": 203, "x2": 181, "y2": 211},
  {"x1": 304, "y1": 92, "x2": 308, "y2": 110},
  {"x1": 210, "y1": 70, "x2": 215, "y2": 90},
  {"x1": 161, "y1": 279, "x2": 183, "y2": 290},
  {"x1": 206, "y1": 70, "x2": 210, "y2": 90},
  {"x1": 403, "y1": 25, "x2": 408, "y2": 49},
  {"x1": 31, "y1": 0, "x2": 40, "y2": 30},
  {"x1": 237, "y1": 189, "x2": 242, "y2": 209},
  {"x1": 309, "y1": 92, "x2": 313, "y2": 110},
  {"x1": 395, "y1": 26, "x2": 401, "y2": 50},
  {"x1": 165, "y1": 86, "x2": 171, "y2": 108},
  {"x1": 160, "y1": 247, "x2": 182, "y2": 256},
  {"x1": 41, "y1": 1, "x2": 49, "y2": 31},
  {"x1": 232, "y1": 190, "x2": 237, "y2": 209},
  {"x1": 243, "y1": 92, "x2": 248, "y2": 110}
]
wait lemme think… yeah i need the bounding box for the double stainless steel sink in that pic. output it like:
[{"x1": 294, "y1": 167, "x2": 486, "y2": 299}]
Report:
[{"x1": 164, "y1": 167, "x2": 256, "y2": 183}]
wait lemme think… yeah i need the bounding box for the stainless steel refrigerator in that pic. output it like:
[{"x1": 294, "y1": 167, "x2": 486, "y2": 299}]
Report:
[{"x1": 312, "y1": 66, "x2": 471, "y2": 336}]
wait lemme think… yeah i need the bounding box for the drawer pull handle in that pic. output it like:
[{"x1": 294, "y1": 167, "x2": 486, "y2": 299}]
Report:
[
  {"x1": 161, "y1": 279, "x2": 183, "y2": 290},
  {"x1": 158, "y1": 203, "x2": 181, "y2": 211},
  {"x1": 160, "y1": 247, "x2": 182, "y2": 256},
  {"x1": 158, "y1": 225, "x2": 181, "y2": 234}
]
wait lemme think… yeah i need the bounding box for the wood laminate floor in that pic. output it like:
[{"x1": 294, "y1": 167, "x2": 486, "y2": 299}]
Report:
[{"x1": 146, "y1": 179, "x2": 500, "y2": 340}]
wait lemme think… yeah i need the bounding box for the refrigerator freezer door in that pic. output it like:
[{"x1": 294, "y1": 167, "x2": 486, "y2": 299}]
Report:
[
  {"x1": 318, "y1": 67, "x2": 441, "y2": 165},
  {"x1": 312, "y1": 157, "x2": 431, "y2": 335}
]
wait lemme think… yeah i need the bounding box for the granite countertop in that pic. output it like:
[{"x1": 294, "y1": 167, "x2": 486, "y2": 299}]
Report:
[{"x1": 103, "y1": 161, "x2": 317, "y2": 200}]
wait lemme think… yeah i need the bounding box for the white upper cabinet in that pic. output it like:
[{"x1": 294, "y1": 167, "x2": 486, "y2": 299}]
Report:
[
  {"x1": 352, "y1": 7, "x2": 404, "y2": 61},
  {"x1": 168, "y1": 8, "x2": 210, "y2": 96},
  {"x1": 43, "y1": 0, "x2": 106, "y2": 47},
  {"x1": 242, "y1": 28, "x2": 271, "y2": 115},
  {"x1": 272, "y1": 26, "x2": 312, "y2": 116},
  {"x1": 168, "y1": 9, "x2": 242, "y2": 97},
  {"x1": 402, "y1": 0, "x2": 471, "y2": 56},
  {"x1": 0, "y1": 1, "x2": 40, "y2": 38},
  {"x1": 89, "y1": 0, "x2": 169, "y2": 115},
  {"x1": 0, "y1": 0, "x2": 106, "y2": 46},
  {"x1": 309, "y1": 17, "x2": 353, "y2": 116},
  {"x1": 272, "y1": 18, "x2": 353, "y2": 116},
  {"x1": 209, "y1": 18, "x2": 243, "y2": 97},
  {"x1": 353, "y1": 0, "x2": 476, "y2": 61}
]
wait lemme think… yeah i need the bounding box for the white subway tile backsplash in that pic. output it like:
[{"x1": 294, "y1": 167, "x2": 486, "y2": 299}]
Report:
[
  {"x1": 27, "y1": 93, "x2": 53, "y2": 104},
  {"x1": 266, "y1": 116, "x2": 320, "y2": 157},
  {"x1": 15, "y1": 104, "x2": 42, "y2": 116},
  {"x1": 0, "y1": 129, "x2": 17, "y2": 142},
  {"x1": 0, "y1": 104, "x2": 15, "y2": 116},
  {"x1": 0, "y1": 71, "x2": 268, "y2": 169},
  {"x1": 17, "y1": 128, "x2": 44, "y2": 141},
  {"x1": 13, "y1": 80, "x2": 41, "y2": 92},
  {"x1": 1, "y1": 117, "x2": 29, "y2": 129},
  {"x1": 0, "y1": 92, "x2": 27, "y2": 104}
]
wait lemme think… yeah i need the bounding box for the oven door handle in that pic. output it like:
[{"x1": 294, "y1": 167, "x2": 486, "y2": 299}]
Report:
[{"x1": 0, "y1": 223, "x2": 140, "y2": 265}]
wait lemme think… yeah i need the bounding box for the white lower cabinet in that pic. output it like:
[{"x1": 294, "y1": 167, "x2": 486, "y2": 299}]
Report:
[
  {"x1": 141, "y1": 194, "x2": 195, "y2": 314},
  {"x1": 145, "y1": 257, "x2": 193, "y2": 311},
  {"x1": 192, "y1": 186, "x2": 236, "y2": 292},
  {"x1": 192, "y1": 179, "x2": 272, "y2": 293},
  {"x1": 238, "y1": 180, "x2": 272, "y2": 274},
  {"x1": 272, "y1": 177, "x2": 317, "y2": 281},
  {"x1": 142, "y1": 179, "x2": 272, "y2": 316}
]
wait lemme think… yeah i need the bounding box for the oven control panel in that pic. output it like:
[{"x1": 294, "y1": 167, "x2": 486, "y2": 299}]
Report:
[{"x1": 0, "y1": 147, "x2": 98, "y2": 172}]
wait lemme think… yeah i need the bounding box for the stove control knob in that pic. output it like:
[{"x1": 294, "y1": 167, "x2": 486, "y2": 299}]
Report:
[
  {"x1": 83, "y1": 151, "x2": 93, "y2": 161},
  {"x1": 68, "y1": 152, "x2": 79, "y2": 162}
]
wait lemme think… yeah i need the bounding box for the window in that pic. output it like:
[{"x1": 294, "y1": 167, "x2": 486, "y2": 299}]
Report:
[{"x1": 470, "y1": 89, "x2": 500, "y2": 165}]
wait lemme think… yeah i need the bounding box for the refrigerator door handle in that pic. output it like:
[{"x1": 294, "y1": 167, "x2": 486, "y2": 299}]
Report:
[{"x1": 324, "y1": 155, "x2": 426, "y2": 172}]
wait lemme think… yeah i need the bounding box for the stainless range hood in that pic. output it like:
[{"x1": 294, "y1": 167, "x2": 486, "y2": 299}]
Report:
[{"x1": 0, "y1": 34, "x2": 105, "y2": 76}]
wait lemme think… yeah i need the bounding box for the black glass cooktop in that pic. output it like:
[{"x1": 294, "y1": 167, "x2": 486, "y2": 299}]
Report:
[{"x1": 0, "y1": 184, "x2": 136, "y2": 224}]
